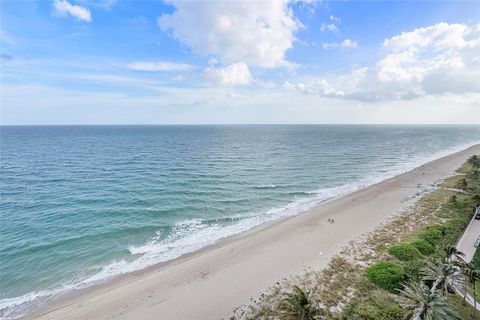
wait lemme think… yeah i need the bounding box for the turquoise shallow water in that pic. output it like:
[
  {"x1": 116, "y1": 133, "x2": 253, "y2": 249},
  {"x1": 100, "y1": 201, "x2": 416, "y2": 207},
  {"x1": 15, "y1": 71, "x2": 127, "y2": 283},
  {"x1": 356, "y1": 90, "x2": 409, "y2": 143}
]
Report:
[{"x1": 0, "y1": 125, "x2": 479, "y2": 318}]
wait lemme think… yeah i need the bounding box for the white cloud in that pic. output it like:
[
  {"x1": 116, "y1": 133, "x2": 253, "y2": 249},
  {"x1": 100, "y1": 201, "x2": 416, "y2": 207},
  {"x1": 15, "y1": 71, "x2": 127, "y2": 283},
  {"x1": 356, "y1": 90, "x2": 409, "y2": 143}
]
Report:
[
  {"x1": 374, "y1": 22, "x2": 480, "y2": 99},
  {"x1": 126, "y1": 61, "x2": 194, "y2": 72},
  {"x1": 3, "y1": 81, "x2": 478, "y2": 125},
  {"x1": 383, "y1": 22, "x2": 471, "y2": 52},
  {"x1": 341, "y1": 39, "x2": 357, "y2": 48},
  {"x1": 322, "y1": 39, "x2": 357, "y2": 49},
  {"x1": 53, "y1": 0, "x2": 92, "y2": 22},
  {"x1": 329, "y1": 15, "x2": 341, "y2": 23},
  {"x1": 158, "y1": 1, "x2": 300, "y2": 69},
  {"x1": 204, "y1": 62, "x2": 253, "y2": 86},
  {"x1": 320, "y1": 23, "x2": 338, "y2": 33},
  {"x1": 290, "y1": 23, "x2": 480, "y2": 102},
  {"x1": 208, "y1": 58, "x2": 220, "y2": 66},
  {"x1": 284, "y1": 80, "x2": 344, "y2": 97},
  {"x1": 320, "y1": 15, "x2": 341, "y2": 33}
]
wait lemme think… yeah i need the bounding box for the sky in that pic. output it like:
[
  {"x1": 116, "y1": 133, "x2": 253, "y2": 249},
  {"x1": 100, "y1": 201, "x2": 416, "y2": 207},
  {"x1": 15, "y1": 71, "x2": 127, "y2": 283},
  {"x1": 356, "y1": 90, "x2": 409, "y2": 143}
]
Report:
[{"x1": 0, "y1": 0, "x2": 479, "y2": 125}]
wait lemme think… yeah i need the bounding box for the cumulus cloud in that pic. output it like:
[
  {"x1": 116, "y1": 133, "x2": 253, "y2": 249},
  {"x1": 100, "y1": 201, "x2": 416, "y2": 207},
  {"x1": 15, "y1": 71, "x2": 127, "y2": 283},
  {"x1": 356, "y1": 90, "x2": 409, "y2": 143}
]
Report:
[
  {"x1": 322, "y1": 39, "x2": 357, "y2": 49},
  {"x1": 373, "y1": 22, "x2": 480, "y2": 99},
  {"x1": 288, "y1": 23, "x2": 480, "y2": 102},
  {"x1": 53, "y1": 0, "x2": 92, "y2": 22},
  {"x1": 204, "y1": 62, "x2": 253, "y2": 86},
  {"x1": 383, "y1": 22, "x2": 471, "y2": 52},
  {"x1": 127, "y1": 61, "x2": 194, "y2": 71},
  {"x1": 158, "y1": 1, "x2": 300, "y2": 69}
]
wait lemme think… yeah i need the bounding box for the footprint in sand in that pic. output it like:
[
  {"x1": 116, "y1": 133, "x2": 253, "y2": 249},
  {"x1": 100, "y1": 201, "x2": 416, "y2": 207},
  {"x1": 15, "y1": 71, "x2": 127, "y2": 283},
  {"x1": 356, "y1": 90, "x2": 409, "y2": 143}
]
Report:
[{"x1": 199, "y1": 270, "x2": 210, "y2": 279}]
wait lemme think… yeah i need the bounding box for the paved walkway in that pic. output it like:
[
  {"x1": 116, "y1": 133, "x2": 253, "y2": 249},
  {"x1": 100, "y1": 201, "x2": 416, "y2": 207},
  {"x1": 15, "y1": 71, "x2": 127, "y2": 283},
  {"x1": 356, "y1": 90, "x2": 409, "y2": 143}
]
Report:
[
  {"x1": 455, "y1": 207, "x2": 480, "y2": 311},
  {"x1": 453, "y1": 286, "x2": 480, "y2": 311},
  {"x1": 457, "y1": 208, "x2": 480, "y2": 263}
]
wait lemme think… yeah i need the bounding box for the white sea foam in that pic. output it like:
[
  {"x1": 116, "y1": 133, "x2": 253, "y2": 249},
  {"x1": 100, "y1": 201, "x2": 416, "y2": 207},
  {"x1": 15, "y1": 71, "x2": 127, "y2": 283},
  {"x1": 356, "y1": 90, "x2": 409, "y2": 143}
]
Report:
[
  {"x1": 1, "y1": 140, "x2": 478, "y2": 320},
  {"x1": 254, "y1": 184, "x2": 277, "y2": 189}
]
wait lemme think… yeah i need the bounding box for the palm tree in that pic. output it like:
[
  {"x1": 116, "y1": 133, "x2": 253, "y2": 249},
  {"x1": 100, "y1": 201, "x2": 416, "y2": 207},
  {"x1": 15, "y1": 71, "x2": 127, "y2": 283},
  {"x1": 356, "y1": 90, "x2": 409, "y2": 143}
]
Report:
[
  {"x1": 421, "y1": 260, "x2": 466, "y2": 296},
  {"x1": 279, "y1": 286, "x2": 324, "y2": 320},
  {"x1": 444, "y1": 244, "x2": 465, "y2": 263},
  {"x1": 455, "y1": 260, "x2": 470, "y2": 305},
  {"x1": 462, "y1": 262, "x2": 480, "y2": 319},
  {"x1": 395, "y1": 282, "x2": 462, "y2": 320}
]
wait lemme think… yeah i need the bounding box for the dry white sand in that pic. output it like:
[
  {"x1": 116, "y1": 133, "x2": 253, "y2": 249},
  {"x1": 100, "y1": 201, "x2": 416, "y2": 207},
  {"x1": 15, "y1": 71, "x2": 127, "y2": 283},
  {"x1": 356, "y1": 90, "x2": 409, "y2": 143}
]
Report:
[{"x1": 27, "y1": 144, "x2": 480, "y2": 320}]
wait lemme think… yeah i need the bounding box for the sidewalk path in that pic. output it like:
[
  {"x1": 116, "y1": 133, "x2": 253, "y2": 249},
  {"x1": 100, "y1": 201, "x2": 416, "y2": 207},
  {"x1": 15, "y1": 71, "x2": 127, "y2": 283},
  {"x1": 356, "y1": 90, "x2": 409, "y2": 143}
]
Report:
[
  {"x1": 457, "y1": 210, "x2": 480, "y2": 263},
  {"x1": 453, "y1": 286, "x2": 480, "y2": 311},
  {"x1": 455, "y1": 207, "x2": 480, "y2": 311}
]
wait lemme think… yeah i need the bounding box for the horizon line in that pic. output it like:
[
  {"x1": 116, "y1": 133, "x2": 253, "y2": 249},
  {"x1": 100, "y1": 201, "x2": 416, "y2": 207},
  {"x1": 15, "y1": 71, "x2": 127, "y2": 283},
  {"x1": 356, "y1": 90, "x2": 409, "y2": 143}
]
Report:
[{"x1": 1, "y1": 123, "x2": 480, "y2": 127}]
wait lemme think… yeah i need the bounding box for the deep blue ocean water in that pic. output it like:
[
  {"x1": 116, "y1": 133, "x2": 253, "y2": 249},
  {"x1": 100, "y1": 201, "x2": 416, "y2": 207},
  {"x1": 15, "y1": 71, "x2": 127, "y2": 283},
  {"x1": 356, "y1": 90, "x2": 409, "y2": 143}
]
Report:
[{"x1": 1, "y1": 125, "x2": 479, "y2": 318}]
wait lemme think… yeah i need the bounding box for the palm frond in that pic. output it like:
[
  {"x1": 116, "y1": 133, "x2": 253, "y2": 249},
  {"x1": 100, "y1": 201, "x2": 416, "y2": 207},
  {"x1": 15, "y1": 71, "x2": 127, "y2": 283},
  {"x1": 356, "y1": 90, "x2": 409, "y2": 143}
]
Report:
[
  {"x1": 395, "y1": 282, "x2": 461, "y2": 320},
  {"x1": 279, "y1": 286, "x2": 324, "y2": 320}
]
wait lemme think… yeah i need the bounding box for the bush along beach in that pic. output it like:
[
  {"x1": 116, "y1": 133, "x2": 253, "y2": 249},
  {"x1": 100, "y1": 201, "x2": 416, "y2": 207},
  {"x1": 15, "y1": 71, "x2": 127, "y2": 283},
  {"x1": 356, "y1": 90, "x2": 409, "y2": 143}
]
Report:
[{"x1": 236, "y1": 155, "x2": 480, "y2": 320}]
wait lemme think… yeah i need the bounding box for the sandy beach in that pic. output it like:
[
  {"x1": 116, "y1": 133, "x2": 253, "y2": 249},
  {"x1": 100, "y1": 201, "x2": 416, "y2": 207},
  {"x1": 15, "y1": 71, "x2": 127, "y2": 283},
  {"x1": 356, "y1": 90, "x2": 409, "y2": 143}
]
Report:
[{"x1": 26, "y1": 144, "x2": 480, "y2": 320}]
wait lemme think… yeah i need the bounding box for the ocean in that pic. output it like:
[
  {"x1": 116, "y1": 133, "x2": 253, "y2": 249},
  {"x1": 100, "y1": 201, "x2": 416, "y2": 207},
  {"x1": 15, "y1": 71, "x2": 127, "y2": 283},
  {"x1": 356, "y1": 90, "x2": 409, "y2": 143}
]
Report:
[{"x1": 1, "y1": 125, "x2": 479, "y2": 319}]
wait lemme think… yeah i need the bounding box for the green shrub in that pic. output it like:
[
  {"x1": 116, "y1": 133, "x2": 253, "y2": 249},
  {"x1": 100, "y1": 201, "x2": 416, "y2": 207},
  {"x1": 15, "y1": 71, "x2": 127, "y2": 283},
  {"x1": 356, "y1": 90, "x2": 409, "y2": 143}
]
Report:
[
  {"x1": 380, "y1": 304, "x2": 405, "y2": 320},
  {"x1": 349, "y1": 301, "x2": 379, "y2": 320},
  {"x1": 366, "y1": 261, "x2": 405, "y2": 292},
  {"x1": 403, "y1": 259, "x2": 426, "y2": 283},
  {"x1": 410, "y1": 240, "x2": 435, "y2": 255},
  {"x1": 441, "y1": 218, "x2": 468, "y2": 245},
  {"x1": 387, "y1": 244, "x2": 421, "y2": 261},
  {"x1": 419, "y1": 226, "x2": 443, "y2": 245}
]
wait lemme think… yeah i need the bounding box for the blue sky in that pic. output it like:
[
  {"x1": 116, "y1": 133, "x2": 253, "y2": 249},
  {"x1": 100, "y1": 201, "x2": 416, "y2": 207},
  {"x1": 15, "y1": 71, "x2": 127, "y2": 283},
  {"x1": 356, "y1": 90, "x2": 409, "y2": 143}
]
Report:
[{"x1": 1, "y1": 0, "x2": 479, "y2": 124}]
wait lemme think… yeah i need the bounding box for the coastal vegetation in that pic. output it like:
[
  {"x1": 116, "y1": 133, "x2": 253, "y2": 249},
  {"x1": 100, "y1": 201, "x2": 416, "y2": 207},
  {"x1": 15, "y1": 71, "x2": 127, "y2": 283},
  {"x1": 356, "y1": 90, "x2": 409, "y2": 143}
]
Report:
[
  {"x1": 366, "y1": 261, "x2": 405, "y2": 292},
  {"x1": 387, "y1": 243, "x2": 421, "y2": 261},
  {"x1": 237, "y1": 155, "x2": 480, "y2": 320},
  {"x1": 396, "y1": 282, "x2": 460, "y2": 319},
  {"x1": 278, "y1": 286, "x2": 324, "y2": 320}
]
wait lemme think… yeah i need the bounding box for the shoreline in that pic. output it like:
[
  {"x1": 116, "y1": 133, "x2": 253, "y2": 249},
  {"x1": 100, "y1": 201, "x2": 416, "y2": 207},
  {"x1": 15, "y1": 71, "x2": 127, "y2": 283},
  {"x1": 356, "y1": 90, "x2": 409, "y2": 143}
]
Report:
[
  {"x1": 2, "y1": 140, "x2": 473, "y2": 318},
  {"x1": 21, "y1": 143, "x2": 480, "y2": 320}
]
